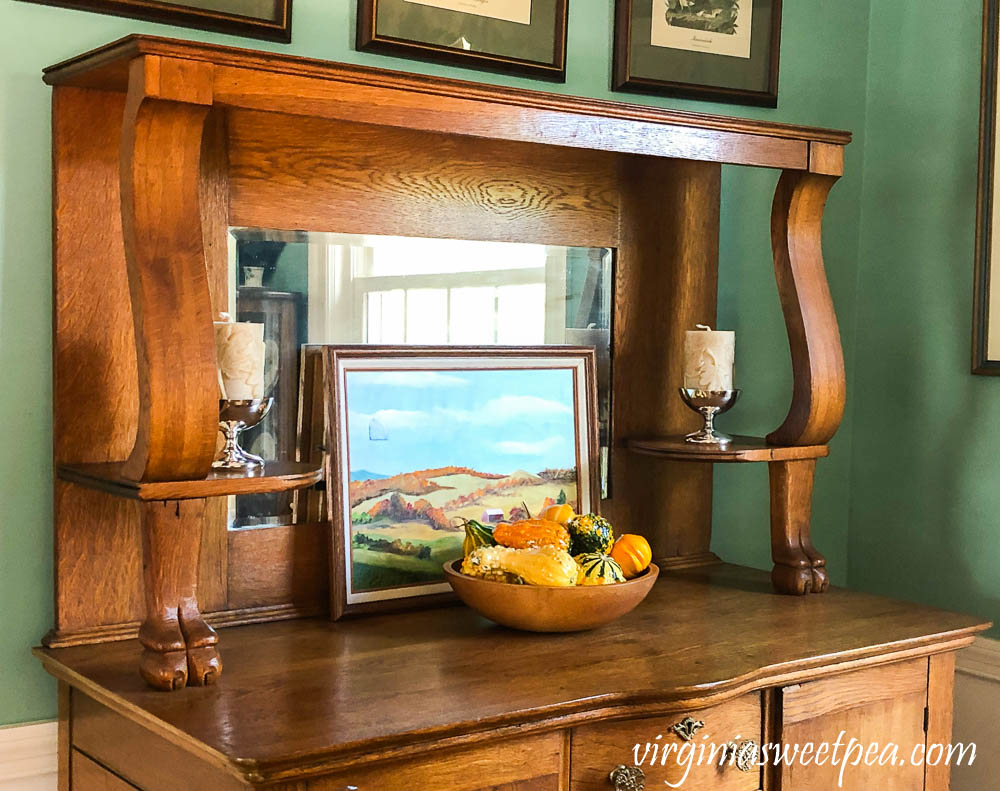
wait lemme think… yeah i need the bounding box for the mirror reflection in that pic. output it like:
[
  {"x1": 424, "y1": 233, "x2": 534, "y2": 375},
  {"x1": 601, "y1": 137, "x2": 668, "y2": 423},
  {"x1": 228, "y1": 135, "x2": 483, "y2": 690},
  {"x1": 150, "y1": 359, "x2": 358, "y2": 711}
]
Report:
[{"x1": 228, "y1": 229, "x2": 614, "y2": 528}]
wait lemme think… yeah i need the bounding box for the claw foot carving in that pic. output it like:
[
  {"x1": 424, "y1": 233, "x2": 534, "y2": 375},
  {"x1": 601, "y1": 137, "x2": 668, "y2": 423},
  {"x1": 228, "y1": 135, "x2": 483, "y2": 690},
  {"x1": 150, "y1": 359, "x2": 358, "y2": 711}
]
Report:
[
  {"x1": 769, "y1": 459, "x2": 827, "y2": 596},
  {"x1": 140, "y1": 500, "x2": 222, "y2": 690}
]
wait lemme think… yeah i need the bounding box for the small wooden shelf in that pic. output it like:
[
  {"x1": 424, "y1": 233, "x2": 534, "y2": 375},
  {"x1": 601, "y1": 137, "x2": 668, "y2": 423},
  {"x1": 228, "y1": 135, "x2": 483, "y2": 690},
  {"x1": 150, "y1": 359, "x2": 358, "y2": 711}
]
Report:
[
  {"x1": 58, "y1": 461, "x2": 323, "y2": 501},
  {"x1": 627, "y1": 435, "x2": 829, "y2": 463}
]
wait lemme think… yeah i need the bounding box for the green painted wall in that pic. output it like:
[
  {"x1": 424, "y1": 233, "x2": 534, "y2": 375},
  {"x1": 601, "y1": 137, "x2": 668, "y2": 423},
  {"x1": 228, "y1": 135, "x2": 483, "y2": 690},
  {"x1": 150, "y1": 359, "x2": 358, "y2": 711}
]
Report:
[
  {"x1": 0, "y1": 0, "x2": 871, "y2": 725},
  {"x1": 849, "y1": 1, "x2": 1000, "y2": 635}
]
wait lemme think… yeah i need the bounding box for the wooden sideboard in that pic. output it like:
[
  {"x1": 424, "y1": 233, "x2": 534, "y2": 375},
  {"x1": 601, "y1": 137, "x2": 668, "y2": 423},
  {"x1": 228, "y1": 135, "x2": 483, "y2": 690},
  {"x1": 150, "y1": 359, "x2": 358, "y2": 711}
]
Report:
[
  {"x1": 37, "y1": 565, "x2": 988, "y2": 790},
  {"x1": 35, "y1": 34, "x2": 990, "y2": 791}
]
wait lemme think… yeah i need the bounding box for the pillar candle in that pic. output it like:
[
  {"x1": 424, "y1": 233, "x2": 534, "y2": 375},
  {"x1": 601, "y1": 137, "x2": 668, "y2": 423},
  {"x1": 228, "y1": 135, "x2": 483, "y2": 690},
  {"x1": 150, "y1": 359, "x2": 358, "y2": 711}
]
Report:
[
  {"x1": 683, "y1": 325, "x2": 735, "y2": 391},
  {"x1": 214, "y1": 315, "x2": 265, "y2": 400}
]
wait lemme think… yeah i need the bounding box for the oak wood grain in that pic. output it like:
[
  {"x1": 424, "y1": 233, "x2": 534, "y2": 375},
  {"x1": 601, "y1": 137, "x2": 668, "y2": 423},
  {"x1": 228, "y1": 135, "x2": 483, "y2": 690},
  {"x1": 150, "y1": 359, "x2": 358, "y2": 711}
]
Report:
[
  {"x1": 118, "y1": 57, "x2": 218, "y2": 482},
  {"x1": 227, "y1": 521, "x2": 328, "y2": 611},
  {"x1": 72, "y1": 692, "x2": 244, "y2": 791},
  {"x1": 137, "y1": 499, "x2": 221, "y2": 690},
  {"x1": 42, "y1": 36, "x2": 852, "y2": 143},
  {"x1": 58, "y1": 461, "x2": 323, "y2": 501},
  {"x1": 925, "y1": 652, "x2": 957, "y2": 791},
  {"x1": 605, "y1": 157, "x2": 719, "y2": 562},
  {"x1": 34, "y1": 565, "x2": 988, "y2": 785},
  {"x1": 71, "y1": 749, "x2": 138, "y2": 791},
  {"x1": 779, "y1": 661, "x2": 928, "y2": 791},
  {"x1": 571, "y1": 694, "x2": 762, "y2": 791},
  {"x1": 780, "y1": 658, "x2": 927, "y2": 725},
  {"x1": 628, "y1": 436, "x2": 829, "y2": 463},
  {"x1": 769, "y1": 459, "x2": 827, "y2": 596},
  {"x1": 228, "y1": 109, "x2": 619, "y2": 248},
  {"x1": 58, "y1": 682, "x2": 71, "y2": 791},
  {"x1": 768, "y1": 170, "x2": 846, "y2": 447}
]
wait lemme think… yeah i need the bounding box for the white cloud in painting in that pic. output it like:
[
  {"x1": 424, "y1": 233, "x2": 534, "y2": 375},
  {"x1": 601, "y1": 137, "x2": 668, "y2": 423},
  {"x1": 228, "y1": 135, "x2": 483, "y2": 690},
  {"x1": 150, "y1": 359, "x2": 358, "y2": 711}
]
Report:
[
  {"x1": 436, "y1": 395, "x2": 571, "y2": 426},
  {"x1": 482, "y1": 395, "x2": 572, "y2": 419},
  {"x1": 352, "y1": 371, "x2": 470, "y2": 388},
  {"x1": 494, "y1": 436, "x2": 566, "y2": 456},
  {"x1": 348, "y1": 396, "x2": 574, "y2": 443}
]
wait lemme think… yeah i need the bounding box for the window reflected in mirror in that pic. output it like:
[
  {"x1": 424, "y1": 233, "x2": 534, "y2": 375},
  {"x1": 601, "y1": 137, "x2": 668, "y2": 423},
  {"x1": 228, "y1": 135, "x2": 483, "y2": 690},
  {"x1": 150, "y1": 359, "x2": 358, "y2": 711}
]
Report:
[{"x1": 228, "y1": 229, "x2": 614, "y2": 528}]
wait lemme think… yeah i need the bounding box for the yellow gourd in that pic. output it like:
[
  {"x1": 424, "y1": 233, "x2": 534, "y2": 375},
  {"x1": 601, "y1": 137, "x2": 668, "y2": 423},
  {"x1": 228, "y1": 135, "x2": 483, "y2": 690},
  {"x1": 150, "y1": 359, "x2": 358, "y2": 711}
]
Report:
[
  {"x1": 461, "y1": 546, "x2": 578, "y2": 586},
  {"x1": 539, "y1": 503, "x2": 574, "y2": 525},
  {"x1": 610, "y1": 534, "x2": 652, "y2": 579}
]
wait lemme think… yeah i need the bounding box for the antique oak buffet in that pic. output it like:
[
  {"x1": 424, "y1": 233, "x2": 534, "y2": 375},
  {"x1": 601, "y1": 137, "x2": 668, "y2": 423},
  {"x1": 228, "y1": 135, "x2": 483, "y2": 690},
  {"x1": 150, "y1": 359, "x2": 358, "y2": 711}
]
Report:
[{"x1": 36, "y1": 36, "x2": 988, "y2": 790}]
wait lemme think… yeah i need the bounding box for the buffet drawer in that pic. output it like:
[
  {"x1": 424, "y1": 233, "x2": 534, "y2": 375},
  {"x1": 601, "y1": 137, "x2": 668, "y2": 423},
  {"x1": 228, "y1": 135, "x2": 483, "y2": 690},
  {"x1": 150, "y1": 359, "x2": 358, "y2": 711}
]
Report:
[{"x1": 571, "y1": 693, "x2": 763, "y2": 791}]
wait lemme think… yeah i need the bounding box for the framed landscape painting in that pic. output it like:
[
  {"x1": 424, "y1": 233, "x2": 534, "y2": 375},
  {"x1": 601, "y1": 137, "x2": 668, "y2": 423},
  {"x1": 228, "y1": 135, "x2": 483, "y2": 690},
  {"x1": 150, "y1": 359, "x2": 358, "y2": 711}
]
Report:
[
  {"x1": 357, "y1": 0, "x2": 568, "y2": 80},
  {"x1": 16, "y1": 0, "x2": 293, "y2": 42},
  {"x1": 613, "y1": 0, "x2": 782, "y2": 106},
  {"x1": 324, "y1": 346, "x2": 598, "y2": 618}
]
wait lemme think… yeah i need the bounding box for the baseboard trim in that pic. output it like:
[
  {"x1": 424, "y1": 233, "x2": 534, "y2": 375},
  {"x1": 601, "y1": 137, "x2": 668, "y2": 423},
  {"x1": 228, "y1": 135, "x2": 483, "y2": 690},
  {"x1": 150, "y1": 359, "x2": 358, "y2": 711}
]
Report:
[
  {"x1": 0, "y1": 720, "x2": 57, "y2": 783},
  {"x1": 956, "y1": 635, "x2": 1000, "y2": 683}
]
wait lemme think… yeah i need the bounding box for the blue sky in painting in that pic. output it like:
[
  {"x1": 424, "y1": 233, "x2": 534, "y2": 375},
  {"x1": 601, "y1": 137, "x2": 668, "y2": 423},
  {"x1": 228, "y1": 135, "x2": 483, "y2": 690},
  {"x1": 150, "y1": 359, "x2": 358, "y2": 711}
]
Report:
[{"x1": 345, "y1": 368, "x2": 577, "y2": 478}]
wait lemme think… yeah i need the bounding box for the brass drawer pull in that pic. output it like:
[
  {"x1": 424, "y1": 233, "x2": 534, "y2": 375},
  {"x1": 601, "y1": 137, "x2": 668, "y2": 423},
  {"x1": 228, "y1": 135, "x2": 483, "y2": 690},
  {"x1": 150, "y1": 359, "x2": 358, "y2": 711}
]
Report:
[
  {"x1": 724, "y1": 739, "x2": 760, "y2": 773},
  {"x1": 609, "y1": 764, "x2": 645, "y2": 791},
  {"x1": 670, "y1": 716, "x2": 705, "y2": 741}
]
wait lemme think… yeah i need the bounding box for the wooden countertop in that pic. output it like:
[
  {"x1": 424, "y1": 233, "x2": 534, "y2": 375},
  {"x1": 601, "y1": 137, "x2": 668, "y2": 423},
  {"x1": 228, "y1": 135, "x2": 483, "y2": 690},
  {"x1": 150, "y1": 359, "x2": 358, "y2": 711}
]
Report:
[{"x1": 36, "y1": 564, "x2": 988, "y2": 784}]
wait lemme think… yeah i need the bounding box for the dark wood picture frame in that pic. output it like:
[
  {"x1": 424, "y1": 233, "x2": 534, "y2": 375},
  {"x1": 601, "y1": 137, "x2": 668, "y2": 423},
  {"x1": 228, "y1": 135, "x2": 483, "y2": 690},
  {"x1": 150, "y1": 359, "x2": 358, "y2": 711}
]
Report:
[
  {"x1": 15, "y1": 0, "x2": 293, "y2": 43},
  {"x1": 357, "y1": 0, "x2": 568, "y2": 81},
  {"x1": 323, "y1": 345, "x2": 600, "y2": 620},
  {"x1": 612, "y1": 0, "x2": 782, "y2": 107},
  {"x1": 975, "y1": 0, "x2": 1000, "y2": 373}
]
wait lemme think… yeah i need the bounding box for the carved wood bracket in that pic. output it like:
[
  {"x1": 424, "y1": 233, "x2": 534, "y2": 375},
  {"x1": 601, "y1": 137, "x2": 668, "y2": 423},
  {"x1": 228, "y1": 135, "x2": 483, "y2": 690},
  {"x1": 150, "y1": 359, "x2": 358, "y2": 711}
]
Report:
[
  {"x1": 768, "y1": 170, "x2": 846, "y2": 447},
  {"x1": 119, "y1": 56, "x2": 220, "y2": 482}
]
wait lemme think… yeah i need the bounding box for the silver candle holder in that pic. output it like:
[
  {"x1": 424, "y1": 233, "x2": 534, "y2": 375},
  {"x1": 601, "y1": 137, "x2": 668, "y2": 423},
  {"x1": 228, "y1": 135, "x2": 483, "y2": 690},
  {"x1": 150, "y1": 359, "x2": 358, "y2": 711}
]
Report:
[
  {"x1": 679, "y1": 388, "x2": 740, "y2": 445},
  {"x1": 213, "y1": 398, "x2": 273, "y2": 471}
]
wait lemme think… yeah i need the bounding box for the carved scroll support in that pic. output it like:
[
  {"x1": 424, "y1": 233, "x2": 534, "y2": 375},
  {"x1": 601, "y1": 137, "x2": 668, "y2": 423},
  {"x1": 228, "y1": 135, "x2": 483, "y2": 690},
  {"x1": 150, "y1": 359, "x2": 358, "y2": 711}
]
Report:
[
  {"x1": 766, "y1": 168, "x2": 844, "y2": 594},
  {"x1": 119, "y1": 56, "x2": 224, "y2": 685},
  {"x1": 120, "y1": 55, "x2": 219, "y2": 484}
]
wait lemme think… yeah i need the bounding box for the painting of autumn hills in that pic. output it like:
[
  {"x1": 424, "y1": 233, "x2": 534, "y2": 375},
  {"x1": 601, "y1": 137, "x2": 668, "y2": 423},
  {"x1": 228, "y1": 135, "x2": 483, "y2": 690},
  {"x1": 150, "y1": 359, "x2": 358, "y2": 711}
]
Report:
[{"x1": 349, "y1": 465, "x2": 577, "y2": 592}]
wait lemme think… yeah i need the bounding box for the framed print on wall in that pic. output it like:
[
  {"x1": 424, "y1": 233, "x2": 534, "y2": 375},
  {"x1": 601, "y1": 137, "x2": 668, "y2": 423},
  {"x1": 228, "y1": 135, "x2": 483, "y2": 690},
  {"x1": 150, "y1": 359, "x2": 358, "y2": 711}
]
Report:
[
  {"x1": 613, "y1": 0, "x2": 783, "y2": 107},
  {"x1": 14, "y1": 0, "x2": 293, "y2": 42},
  {"x1": 324, "y1": 346, "x2": 599, "y2": 619},
  {"x1": 975, "y1": 0, "x2": 1000, "y2": 373},
  {"x1": 357, "y1": 0, "x2": 568, "y2": 80}
]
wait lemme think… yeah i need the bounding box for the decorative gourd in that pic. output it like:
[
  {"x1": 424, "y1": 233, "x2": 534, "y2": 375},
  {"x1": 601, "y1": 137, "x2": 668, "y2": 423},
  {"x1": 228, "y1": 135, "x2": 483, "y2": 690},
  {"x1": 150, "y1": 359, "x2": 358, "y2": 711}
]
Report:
[
  {"x1": 575, "y1": 553, "x2": 626, "y2": 585},
  {"x1": 539, "y1": 503, "x2": 574, "y2": 526},
  {"x1": 461, "y1": 519, "x2": 496, "y2": 557},
  {"x1": 494, "y1": 518, "x2": 570, "y2": 551},
  {"x1": 461, "y1": 546, "x2": 578, "y2": 586},
  {"x1": 566, "y1": 513, "x2": 614, "y2": 556},
  {"x1": 610, "y1": 534, "x2": 653, "y2": 579}
]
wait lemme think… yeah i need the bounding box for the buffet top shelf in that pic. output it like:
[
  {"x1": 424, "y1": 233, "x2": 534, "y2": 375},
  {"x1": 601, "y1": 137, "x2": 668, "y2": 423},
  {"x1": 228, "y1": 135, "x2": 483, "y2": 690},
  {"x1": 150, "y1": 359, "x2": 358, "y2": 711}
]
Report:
[
  {"x1": 57, "y1": 461, "x2": 323, "y2": 501},
  {"x1": 39, "y1": 36, "x2": 850, "y2": 175}
]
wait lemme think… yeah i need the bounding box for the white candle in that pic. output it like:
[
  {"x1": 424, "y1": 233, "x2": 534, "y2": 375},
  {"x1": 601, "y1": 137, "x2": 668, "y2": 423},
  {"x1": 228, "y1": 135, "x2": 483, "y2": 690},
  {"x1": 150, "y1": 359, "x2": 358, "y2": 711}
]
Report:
[
  {"x1": 214, "y1": 315, "x2": 265, "y2": 400},
  {"x1": 683, "y1": 325, "x2": 735, "y2": 391}
]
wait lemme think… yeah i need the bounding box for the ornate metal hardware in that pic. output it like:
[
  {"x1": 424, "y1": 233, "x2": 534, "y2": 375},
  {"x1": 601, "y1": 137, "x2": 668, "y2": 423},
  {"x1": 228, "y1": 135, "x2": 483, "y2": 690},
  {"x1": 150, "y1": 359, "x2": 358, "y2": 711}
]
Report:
[
  {"x1": 609, "y1": 764, "x2": 645, "y2": 791},
  {"x1": 724, "y1": 739, "x2": 760, "y2": 773},
  {"x1": 670, "y1": 716, "x2": 705, "y2": 742}
]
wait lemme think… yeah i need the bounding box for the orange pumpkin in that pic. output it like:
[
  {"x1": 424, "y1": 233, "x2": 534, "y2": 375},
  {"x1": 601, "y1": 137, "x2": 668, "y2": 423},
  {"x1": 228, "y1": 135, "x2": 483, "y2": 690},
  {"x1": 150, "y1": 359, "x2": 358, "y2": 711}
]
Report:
[
  {"x1": 539, "y1": 503, "x2": 574, "y2": 525},
  {"x1": 610, "y1": 534, "x2": 652, "y2": 579},
  {"x1": 493, "y1": 518, "x2": 570, "y2": 551}
]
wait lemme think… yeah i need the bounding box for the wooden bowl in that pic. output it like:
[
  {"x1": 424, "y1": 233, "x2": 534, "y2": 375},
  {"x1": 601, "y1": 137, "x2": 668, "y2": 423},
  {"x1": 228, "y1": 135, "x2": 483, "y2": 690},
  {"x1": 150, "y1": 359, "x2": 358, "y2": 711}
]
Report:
[{"x1": 443, "y1": 559, "x2": 659, "y2": 632}]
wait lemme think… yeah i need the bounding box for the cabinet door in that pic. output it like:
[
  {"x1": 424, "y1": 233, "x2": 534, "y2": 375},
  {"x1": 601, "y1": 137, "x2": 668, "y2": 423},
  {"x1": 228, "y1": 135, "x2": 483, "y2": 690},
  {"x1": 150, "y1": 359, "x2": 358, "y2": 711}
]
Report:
[{"x1": 778, "y1": 659, "x2": 928, "y2": 791}]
